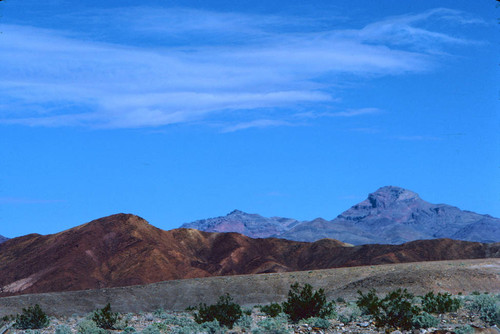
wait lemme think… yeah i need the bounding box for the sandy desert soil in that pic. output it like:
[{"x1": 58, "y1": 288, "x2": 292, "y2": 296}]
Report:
[{"x1": 0, "y1": 258, "x2": 498, "y2": 318}]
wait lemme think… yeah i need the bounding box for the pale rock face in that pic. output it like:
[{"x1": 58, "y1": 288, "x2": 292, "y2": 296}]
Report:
[{"x1": 183, "y1": 186, "x2": 500, "y2": 245}]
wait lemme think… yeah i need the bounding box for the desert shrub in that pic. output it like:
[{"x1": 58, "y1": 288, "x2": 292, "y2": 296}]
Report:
[
  {"x1": 260, "y1": 303, "x2": 283, "y2": 318},
  {"x1": 421, "y1": 292, "x2": 462, "y2": 314},
  {"x1": 337, "y1": 303, "x2": 363, "y2": 324},
  {"x1": 336, "y1": 297, "x2": 346, "y2": 304},
  {"x1": 412, "y1": 311, "x2": 439, "y2": 329},
  {"x1": 77, "y1": 319, "x2": 108, "y2": 334},
  {"x1": 153, "y1": 308, "x2": 168, "y2": 319},
  {"x1": 2, "y1": 314, "x2": 14, "y2": 323},
  {"x1": 356, "y1": 289, "x2": 380, "y2": 316},
  {"x1": 252, "y1": 314, "x2": 292, "y2": 334},
  {"x1": 357, "y1": 288, "x2": 420, "y2": 330},
  {"x1": 152, "y1": 322, "x2": 169, "y2": 331},
  {"x1": 199, "y1": 319, "x2": 224, "y2": 334},
  {"x1": 162, "y1": 313, "x2": 197, "y2": 327},
  {"x1": 13, "y1": 304, "x2": 50, "y2": 330},
  {"x1": 141, "y1": 325, "x2": 160, "y2": 334},
  {"x1": 236, "y1": 313, "x2": 252, "y2": 329},
  {"x1": 55, "y1": 325, "x2": 72, "y2": 334},
  {"x1": 92, "y1": 303, "x2": 119, "y2": 330},
  {"x1": 455, "y1": 325, "x2": 474, "y2": 334},
  {"x1": 193, "y1": 293, "x2": 242, "y2": 329},
  {"x1": 300, "y1": 317, "x2": 330, "y2": 329},
  {"x1": 282, "y1": 283, "x2": 335, "y2": 322},
  {"x1": 123, "y1": 327, "x2": 137, "y2": 333},
  {"x1": 466, "y1": 293, "x2": 500, "y2": 326},
  {"x1": 23, "y1": 330, "x2": 42, "y2": 334},
  {"x1": 170, "y1": 326, "x2": 198, "y2": 334}
]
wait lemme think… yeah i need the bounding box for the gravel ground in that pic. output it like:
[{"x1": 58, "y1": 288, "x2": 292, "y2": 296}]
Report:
[{"x1": 1, "y1": 295, "x2": 498, "y2": 334}]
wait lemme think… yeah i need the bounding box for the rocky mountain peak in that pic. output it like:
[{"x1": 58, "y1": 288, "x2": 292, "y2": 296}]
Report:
[
  {"x1": 227, "y1": 209, "x2": 247, "y2": 216},
  {"x1": 183, "y1": 185, "x2": 500, "y2": 245},
  {"x1": 181, "y1": 210, "x2": 299, "y2": 238},
  {"x1": 80, "y1": 213, "x2": 150, "y2": 231},
  {"x1": 367, "y1": 186, "x2": 420, "y2": 209}
]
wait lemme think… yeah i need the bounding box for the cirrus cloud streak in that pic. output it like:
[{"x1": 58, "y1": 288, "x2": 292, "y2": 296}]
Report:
[{"x1": 0, "y1": 8, "x2": 482, "y2": 130}]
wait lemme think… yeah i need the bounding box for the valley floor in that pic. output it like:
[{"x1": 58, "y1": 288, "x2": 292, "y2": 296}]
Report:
[{"x1": 1, "y1": 298, "x2": 498, "y2": 334}]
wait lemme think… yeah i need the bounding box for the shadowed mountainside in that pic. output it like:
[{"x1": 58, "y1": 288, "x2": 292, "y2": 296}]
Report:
[
  {"x1": 182, "y1": 186, "x2": 500, "y2": 245},
  {"x1": 0, "y1": 213, "x2": 499, "y2": 297}
]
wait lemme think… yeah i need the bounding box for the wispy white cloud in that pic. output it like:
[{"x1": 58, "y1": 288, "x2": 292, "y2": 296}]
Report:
[
  {"x1": 293, "y1": 108, "x2": 380, "y2": 120},
  {"x1": 222, "y1": 119, "x2": 294, "y2": 133},
  {"x1": 354, "y1": 8, "x2": 484, "y2": 50},
  {"x1": 0, "y1": 7, "x2": 483, "y2": 129},
  {"x1": 330, "y1": 108, "x2": 381, "y2": 117}
]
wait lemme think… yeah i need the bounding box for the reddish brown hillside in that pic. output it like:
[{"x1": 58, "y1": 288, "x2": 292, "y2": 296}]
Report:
[{"x1": 0, "y1": 214, "x2": 498, "y2": 296}]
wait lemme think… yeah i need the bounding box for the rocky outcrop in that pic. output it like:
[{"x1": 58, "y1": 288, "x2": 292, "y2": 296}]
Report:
[{"x1": 0, "y1": 213, "x2": 498, "y2": 296}]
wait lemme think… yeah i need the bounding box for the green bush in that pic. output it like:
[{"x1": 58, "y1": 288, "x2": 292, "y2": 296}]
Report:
[
  {"x1": 55, "y1": 325, "x2": 72, "y2": 334},
  {"x1": 141, "y1": 325, "x2": 160, "y2": 334},
  {"x1": 466, "y1": 293, "x2": 500, "y2": 326},
  {"x1": 357, "y1": 288, "x2": 420, "y2": 330},
  {"x1": 282, "y1": 283, "x2": 335, "y2": 322},
  {"x1": 77, "y1": 319, "x2": 108, "y2": 334},
  {"x1": 13, "y1": 304, "x2": 50, "y2": 330},
  {"x1": 161, "y1": 313, "x2": 197, "y2": 327},
  {"x1": 252, "y1": 314, "x2": 292, "y2": 334},
  {"x1": 199, "y1": 319, "x2": 224, "y2": 334},
  {"x1": 455, "y1": 325, "x2": 474, "y2": 334},
  {"x1": 92, "y1": 303, "x2": 119, "y2": 330},
  {"x1": 260, "y1": 303, "x2": 283, "y2": 318},
  {"x1": 412, "y1": 311, "x2": 439, "y2": 329},
  {"x1": 421, "y1": 292, "x2": 462, "y2": 314},
  {"x1": 123, "y1": 327, "x2": 137, "y2": 333},
  {"x1": 356, "y1": 289, "x2": 380, "y2": 316},
  {"x1": 193, "y1": 293, "x2": 242, "y2": 329},
  {"x1": 1, "y1": 315, "x2": 14, "y2": 323},
  {"x1": 24, "y1": 330, "x2": 42, "y2": 334},
  {"x1": 153, "y1": 308, "x2": 168, "y2": 319},
  {"x1": 235, "y1": 313, "x2": 252, "y2": 330},
  {"x1": 171, "y1": 325, "x2": 200, "y2": 334},
  {"x1": 152, "y1": 322, "x2": 169, "y2": 331},
  {"x1": 337, "y1": 303, "x2": 363, "y2": 324}
]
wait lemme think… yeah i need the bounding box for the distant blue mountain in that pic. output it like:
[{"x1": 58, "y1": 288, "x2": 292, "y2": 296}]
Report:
[
  {"x1": 181, "y1": 209, "x2": 300, "y2": 239},
  {"x1": 182, "y1": 186, "x2": 500, "y2": 245},
  {"x1": 0, "y1": 235, "x2": 8, "y2": 244}
]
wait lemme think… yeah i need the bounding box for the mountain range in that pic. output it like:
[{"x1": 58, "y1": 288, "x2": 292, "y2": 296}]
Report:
[
  {"x1": 0, "y1": 235, "x2": 8, "y2": 244},
  {"x1": 182, "y1": 186, "x2": 500, "y2": 245},
  {"x1": 0, "y1": 213, "x2": 499, "y2": 297}
]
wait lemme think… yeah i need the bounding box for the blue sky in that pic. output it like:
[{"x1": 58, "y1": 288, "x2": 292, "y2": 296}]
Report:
[{"x1": 0, "y1": 0, "x2": 498, "y2": 238}]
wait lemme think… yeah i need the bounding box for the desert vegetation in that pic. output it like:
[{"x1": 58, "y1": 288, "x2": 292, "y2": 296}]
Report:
[{"x1": 1, "y1": 286, "x2": 499, "y2": 333}]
